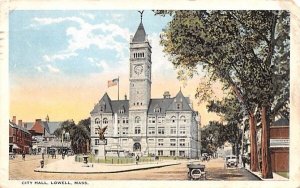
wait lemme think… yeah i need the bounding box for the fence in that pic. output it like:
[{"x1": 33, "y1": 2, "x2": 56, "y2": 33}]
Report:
[{"x1": 74, "y1": 155, "x2": 167, "y2": 164}]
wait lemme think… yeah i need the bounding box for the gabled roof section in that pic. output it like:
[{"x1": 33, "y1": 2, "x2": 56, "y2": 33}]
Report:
[
  {"x1": 91, "y1": 92, "x2": 113, "y2": 114},
  {"x1": 148, "y1": 98, "x2": 173, "y2": 115},
  {"x1": 30, "y1": 120, "x2": 45, "y2": 134},
  {"x1": 111, "y1": 100, "x2": 129, "y2": 116},
  {"x1": 9, "y1": 121, "x2": 31, "y2": 134},
  {"x1": 47, "y1": 122, "x2": 62, "y2": 135},
  {"x1": 132, "y1": 22, "x2": 146, "y2": 43},
  {"x1": 166, "y1": 90, "x2": 193, "y2": 111}
]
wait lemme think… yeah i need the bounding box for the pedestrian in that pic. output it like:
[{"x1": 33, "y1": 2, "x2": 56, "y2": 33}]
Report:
[
  {"x1": 242, "y1": 155, "x2": 246, "y2": 168},
  {"x1": 135, "y1": 154, "x2": 140, "y2": 165},
  {"x1": 22, "y1": 151, "x2": 25, "y2": 161}
]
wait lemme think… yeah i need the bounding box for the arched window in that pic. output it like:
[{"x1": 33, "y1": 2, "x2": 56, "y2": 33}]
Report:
[
  {"x1": 171, "y1": 116, "x2": 176, "y2": 123},
  {"x1": 135, "y1": 116, "x2": 141, "y2": 124},
  {"x1": 180, "y1": 115, "x2": 186, "y2": 122},
  {"x1": 103, "y1": 118, "x2": 108, "y2": 124},
  {"x1": 95, "y1": 118, "x2": 101, "y2": 124}
]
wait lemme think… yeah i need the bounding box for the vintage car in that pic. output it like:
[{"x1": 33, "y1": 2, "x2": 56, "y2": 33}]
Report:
[
  {"x1": 187, "y1": 163, "x2": 206, "y2": 180},
  {"x1": 225, "y1": 155, "x2": 237, "y2": 168}
]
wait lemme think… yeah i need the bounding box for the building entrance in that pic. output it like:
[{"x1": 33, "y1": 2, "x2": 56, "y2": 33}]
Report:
[{"x1": 133, "y1": 142, "x2": 141, "y2": 152}]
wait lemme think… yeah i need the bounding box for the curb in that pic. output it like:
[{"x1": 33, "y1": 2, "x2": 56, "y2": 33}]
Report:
[
  {"x1": 244, "y1": 168, "x2": 263, "y2": 180},
  {"x1": 34, "y1": 162, "x2": 181, "y2": 174}
]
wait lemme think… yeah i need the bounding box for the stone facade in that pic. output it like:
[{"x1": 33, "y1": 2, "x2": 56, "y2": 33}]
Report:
[{"x1": 90, "y1": 18, "x2": 201, "y2": 158}]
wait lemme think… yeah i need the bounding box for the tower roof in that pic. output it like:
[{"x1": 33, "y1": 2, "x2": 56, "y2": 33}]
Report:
[
  {"x1": 166, "y1": 90, "x2": 193, "y2": 111},
  {"x1": 132, "y1": 22, "x2": 146, "y2": 43}
]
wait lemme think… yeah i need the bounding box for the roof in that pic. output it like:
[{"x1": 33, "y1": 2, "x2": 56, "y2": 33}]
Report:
[
  {"x1": 272, "y1": 118, "x2": 289, "y2": 126},
  {"x1": 148, "y1": 98, "x2": 173, "y2": 115},
  {"x1": 47, "y1": 122, "x2": 62, "y2": 135},
  {"x1": 132, "y1": 22, "x2": 146, "y2": 43},
  {"x1": 30, "y1": 120, "x2": 45, "y2": 134},
  {"x1": 9, "y1": 121, "x2": 31, "y2": 134},
  {"x1": 111, "y1": 100, "x2": 129, "y2": 116},
  {"x1": 92, "y1": 90, "x2": 194, "y2": 115},
  {"x1": 166, "y1": 90, "x2": 193, "y2": 111},
  {"x1": 91, "y1": 93, "x2": 113, "y2": 114}
]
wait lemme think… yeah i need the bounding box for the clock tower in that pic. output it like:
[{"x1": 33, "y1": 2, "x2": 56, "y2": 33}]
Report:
[{"x1": 129, "y1": 15, "x2": 152, "y2": 111}]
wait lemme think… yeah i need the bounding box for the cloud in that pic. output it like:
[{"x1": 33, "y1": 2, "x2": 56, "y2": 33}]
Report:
[
  {"x1": 35, "y1": 66, "x2": 43, "y2": 73},
  {"x1": 32, "y1": 15, "x2": 130, "y2": 64},
  {"x1": 79, "y1": 12, "x2": 95, "y2": 20},
  {"x1": 111, "y1": 14, "x2": 124, "y2": 23},
  {"x1": 32, "y1": 16, "x2": 85, "y2": 27},
  {"x1": 46, "y1": 64, "x2": 60, "y2": 73},
  {"x1": 149, "y1": 33, "x2": 177, "y2": 79},
  {"x1": 43, "y1": 52, "x2": 78, "y2": 63},
  {"x1": 65, "y1": 22, "x2": 130, "y2": 55}
]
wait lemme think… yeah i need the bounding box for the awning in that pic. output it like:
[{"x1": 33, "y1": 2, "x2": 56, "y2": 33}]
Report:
[{"x1": 12, "y1": 144, "x2": 20, "y2": 149}]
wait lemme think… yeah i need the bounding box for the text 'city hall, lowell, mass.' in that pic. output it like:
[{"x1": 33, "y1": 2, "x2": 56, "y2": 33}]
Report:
[{"x1": 90, "y1": 15, "x2": 201, "y2": 158}]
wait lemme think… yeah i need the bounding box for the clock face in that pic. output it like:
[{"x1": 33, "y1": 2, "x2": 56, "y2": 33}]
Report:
[{"x1": 134, "y1": 65, "x2": 143, "y2": 75}]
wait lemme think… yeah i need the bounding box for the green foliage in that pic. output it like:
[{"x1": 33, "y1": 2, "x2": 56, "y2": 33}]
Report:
[
  {"x1": 201, "y1": 121, "x2": 224, "y2": 154},
  {"x1": 156, "y1": 10, "x2": 290, "y2": 118},
  {"x1": 53, "y1": 118, "x2": 90, "y2": 154}
]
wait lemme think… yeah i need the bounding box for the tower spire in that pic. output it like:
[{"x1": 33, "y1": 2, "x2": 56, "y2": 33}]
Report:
[{"x1": 138, "y1": 10, "x2": 144, "y2": 23}]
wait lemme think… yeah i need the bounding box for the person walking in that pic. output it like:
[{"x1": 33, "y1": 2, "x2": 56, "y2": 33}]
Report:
[
  {"x1": 22, "y1": 151, "x2": 25, "y2": 161},
  {"x1": 135, "y1": 154, "x2": 140, "y2": 165},
  {"x1": 242, "y1": 155, "x2": 246, "y2": 168}
]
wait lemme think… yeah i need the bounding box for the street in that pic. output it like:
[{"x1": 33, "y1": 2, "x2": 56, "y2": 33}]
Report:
[{"x1": 9, "y1": 155, "x2": 260, "y2": 180}]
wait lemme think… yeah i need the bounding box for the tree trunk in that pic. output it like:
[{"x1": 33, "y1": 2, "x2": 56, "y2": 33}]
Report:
[
  {"x1": 261, "y1": 106, "x2": 273, "y2": 178},
  {"x1": 249, "y1": 112, "x2": 259, "y2": 171}
]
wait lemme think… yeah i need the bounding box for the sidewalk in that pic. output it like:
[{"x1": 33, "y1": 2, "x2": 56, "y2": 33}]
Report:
[
  {"x1": 34, "y1": 156, "x2": 181, "y2": 174},
  {"x1": 244, "y1": 164, "x2": 288, "y2": 181}
]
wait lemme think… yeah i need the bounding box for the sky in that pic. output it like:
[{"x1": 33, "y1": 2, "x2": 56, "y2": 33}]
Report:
[{"x1": 9, "y1": 10, "x2": 221, "y2": 125}]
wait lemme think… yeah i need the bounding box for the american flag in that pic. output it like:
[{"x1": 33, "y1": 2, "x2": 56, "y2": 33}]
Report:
[{"x1": 108, "y1": 78, "x2": 119, "y2": 88}]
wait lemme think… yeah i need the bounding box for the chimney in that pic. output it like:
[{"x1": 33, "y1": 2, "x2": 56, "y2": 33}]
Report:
[
  {"x1": 18, "y1": 120, "x2": 23, "y2": 127},
  {"x1": 36, "y1": 119, "x2": 42, "y2": 123},
  {"x1": 124, "y1": 94, "x2": 127, "y2": 100},
  {"x1": 163, "y1": 91, "x2": 171, "y2": 99},
  {"x1": 12, "y1": 116, "x2": 16, "y2": 124}
]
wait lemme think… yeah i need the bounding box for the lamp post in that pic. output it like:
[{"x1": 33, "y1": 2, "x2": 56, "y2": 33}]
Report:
[{"x1": 61, "y1": 130, "x2": 64, "y2": 155}]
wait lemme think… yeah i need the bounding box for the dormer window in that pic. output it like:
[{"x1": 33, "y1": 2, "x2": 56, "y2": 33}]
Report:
[
  {"x1": 119, "y1": 105, "x2": 125, "y2": 114},
  {"x1": 176, "y1": 103, "x2": 182, "y2": 110},
  {"x1": 154, "y1": 107, "x2": 161, "y2": 113}
]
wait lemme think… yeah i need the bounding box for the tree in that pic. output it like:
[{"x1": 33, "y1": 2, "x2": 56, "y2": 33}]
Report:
[
  {"x1": 53, "y1": 119, "x2": 90, "y2": 154},
  {"x1": 70, "y1": 124, "x2": 90, "y2": 154},
  {"x1": 201, "y1": 121, "x2": 224, "y2": 155},
  {"x1": 207, "y1": 94, "x2": 244, "y2": 160},
  {"x1": 155, "y1": 10, "x2": 289, "y2": 178},
  {"x1": 78, "y1": 117, "x2": 91, "y2": 133}
]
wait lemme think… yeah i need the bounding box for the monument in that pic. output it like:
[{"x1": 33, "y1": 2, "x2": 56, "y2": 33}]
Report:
[{"x1": 97, "y1": 125, "x2": 107, "y2": 159}]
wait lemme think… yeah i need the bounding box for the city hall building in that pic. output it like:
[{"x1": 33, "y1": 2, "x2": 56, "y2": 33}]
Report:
[{"x1": 90, "y1": 17, "x2": 201, "y2": 158}]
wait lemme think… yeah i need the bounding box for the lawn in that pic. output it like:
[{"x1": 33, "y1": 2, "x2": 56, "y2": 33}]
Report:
[
  {"x1": 75, "y1": 154, "x2": 158, "y2": 164},
  {"x1": 276, "y1": 171, "x2": 289, "y2": 179}
]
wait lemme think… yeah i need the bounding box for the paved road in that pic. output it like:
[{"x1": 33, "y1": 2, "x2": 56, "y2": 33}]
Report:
[{"x1": 9, "y1": 155, "x2": 260, "y2": 180}]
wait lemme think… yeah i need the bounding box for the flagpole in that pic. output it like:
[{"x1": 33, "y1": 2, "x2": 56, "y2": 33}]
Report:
[{"x1": 118, "y1": 76, "x2": 119, "y2": 101}]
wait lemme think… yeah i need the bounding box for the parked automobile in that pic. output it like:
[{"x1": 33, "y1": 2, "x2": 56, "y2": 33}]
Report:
[{"x1": 225, "y1": 155, "x2": 237, "y2": 168}]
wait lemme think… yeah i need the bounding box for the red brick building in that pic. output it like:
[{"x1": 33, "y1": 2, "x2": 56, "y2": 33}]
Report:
[
  {"x1": 9, "y1": 116, "x2": 32, "y2": 154},
  {"x1": 270, "y1": 119, "x2": 289, "y2": 173}
]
